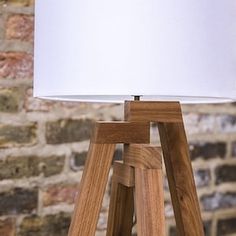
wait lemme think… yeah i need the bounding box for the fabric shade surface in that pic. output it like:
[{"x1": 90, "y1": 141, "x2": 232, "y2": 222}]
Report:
[{"x1": 34, "y1": 0, "x2": 236, "y2": 103}]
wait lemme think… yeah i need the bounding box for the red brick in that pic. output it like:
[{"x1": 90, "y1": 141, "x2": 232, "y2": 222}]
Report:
[
  {"x1": 43, "y1": 183, "x2": 78, "y2": 206},
  {"x1": 6, "y1": 14, "x2": 34, "y2": 42},
  {"x1": 0, "y1": 218, "x2": 15, "y2": 236},
  {"x1": 0, "y1": 52, "x2": 33, "y2": 79}
]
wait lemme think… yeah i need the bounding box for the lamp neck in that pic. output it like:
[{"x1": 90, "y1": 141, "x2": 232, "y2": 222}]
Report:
[{"x1": 133, "y1": 96, "x2": 141, "y2": 101}]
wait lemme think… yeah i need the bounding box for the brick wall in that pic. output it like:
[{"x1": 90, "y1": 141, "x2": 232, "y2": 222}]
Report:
[{"x1": 0, "y1": 1, "x2": 236, "y2": 235}]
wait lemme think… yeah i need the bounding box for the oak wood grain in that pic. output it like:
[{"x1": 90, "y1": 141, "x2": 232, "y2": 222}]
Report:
[
  {"x1": 135, "y1": 168, "x2": 165, "y2": 236},
  {"x1": 125, "y1": 100, "x2": 204, "y2": 236},
  {"x1": 124, "y1": 101, "x2": 182, "y2": 123},
  {"x1": 158, "y1": 122, "x2": 204, "y2": 236},
  {"x1": 124, "y1": 144, "x2": 162, "y2": 169},
  {"x1": 68, "y1": 142, "x2": 116, "y2": 236},
  {"x1": 106, "y1": 162, "x2": 134, "y2": 236},
  {"x1": 112, "y1": 161, "x2": 135, "y2": 187},
  {"x1": 92, "y1": 121, "x2": 150, "y2": 144}
]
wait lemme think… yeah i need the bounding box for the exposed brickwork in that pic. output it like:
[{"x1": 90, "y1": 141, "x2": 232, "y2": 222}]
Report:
[
  {"x1": 0, "y1": 87, "x2": 22, "y2": 112},
  {"x1": 24, "y1": 88, "x2": 55, "y2": 112},
  {"x1": 42, "y1": 183, "x2": 78, "y2": 206},
  {"x1": 0, "y1": 218, "x2": 16, "y2": 236},
  {"x1": 19, "y1": 213, "x2": 71, "y2": 236},
  {"x1": 215, "y1": 164, "x2": 236, "y2": 184},
  {"x1": 190, "y1": 142, "x2": 226, "y2": 160},
  {"x1": 216, "y1": 115, "x2": 236, "y2": 133},
  {"x1": 194, "y1": 169, "x2": 211, "y2": 188},
  {"x1": 0, "y1": 188, "x2": 38, "y2": 215},
  {"x1": 201, "y1": 192, "x2": 236, "y2": 211},
  {"x1": 70, "y1": 151, "x2": 87, "y2": 171},
  {"x1": 1, "y1": 0, "x2": 34, "y2": 7},
  {"x1": 6, "y1": 14, "x2": 34, "y2": 41},
  {"x1": 0, "y1": 155, "x2": 65, "y2": 180},
  {"x1": 0, "y1": 52, "x2": 33, "y2": 79},
  {"x1": 217, "y1": 217, "x2": 236, "y2": 236},
  {"x1": 232, "y1": 141, "x2": 236, "y2": 157},
  {"x1": 0, "y1": 2, "x2": 235, "y2": 236},
  {"x1": 0, "y1": 123, "x2": 36, "y2": 147},
  {"x1": 184, "y1": 113, "x2": 216, "y2": 135},
  {"x1": 46, "y1": 119, "x2": 93, "y2": 144}
]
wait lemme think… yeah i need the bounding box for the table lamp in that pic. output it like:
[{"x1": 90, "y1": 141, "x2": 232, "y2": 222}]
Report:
[{"x1": 34, "y1": 0, "x2": 236, "y2": 235}]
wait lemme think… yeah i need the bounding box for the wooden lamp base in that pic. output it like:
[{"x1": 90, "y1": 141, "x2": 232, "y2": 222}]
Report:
[{"x1": 68, "y1": 101, "x2": 204, "y2": 236}]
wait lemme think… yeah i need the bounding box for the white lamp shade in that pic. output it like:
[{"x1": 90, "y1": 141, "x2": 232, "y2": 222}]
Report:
[{"x1": 34, "y1": 0, "x2": 236, "y2": 103}]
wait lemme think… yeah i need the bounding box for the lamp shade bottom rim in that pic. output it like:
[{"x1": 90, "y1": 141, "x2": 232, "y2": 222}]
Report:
[{"x1": 34, "y1": 95, "x2": 235, "y2": 104}]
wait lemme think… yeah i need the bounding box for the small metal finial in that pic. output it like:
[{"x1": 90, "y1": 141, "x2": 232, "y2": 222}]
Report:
[{"x1": 133, "y1": 95, "x2": 141, "y2": 101}]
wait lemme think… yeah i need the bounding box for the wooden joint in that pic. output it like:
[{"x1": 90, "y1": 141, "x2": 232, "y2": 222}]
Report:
[
  {"x1": 124, "y1": 144, "x2": 162, "y2": 169},
  {"x1": 124, "y1": 101, "x2": 183, "y2": 123},
  {"x1": 113, "y1": 161, "x2": 135, "y2": 187},
  {"x1": 91, "y1": 121, "x2": 150, "y2": 144}
]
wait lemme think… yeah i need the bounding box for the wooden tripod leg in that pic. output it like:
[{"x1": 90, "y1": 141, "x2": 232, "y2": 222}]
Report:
[
  {"x1": 68, "y1": 142, "x2": 116, "y2": 236},
  {"x1": 135, "y1": 168, "x2": 165, "y2": 236},
  {"x1": 124, "y1": 144, "x2": 165, "y2": 236},
  {"x1": 158, "y1": 122, "x2": 204, "y2": 236},
  {"x1": 106, "y1": 162, "x2": 135, "y2": 236}
]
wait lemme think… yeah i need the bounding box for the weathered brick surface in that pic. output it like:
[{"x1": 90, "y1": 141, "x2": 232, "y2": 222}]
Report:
[
  {"x1": 0, "y1": 218, "x2": 16, "y2": 236},
  {"x1": 194, "y1": 169, "x2": 211, "y2": 188},
  {"x1": 0, "y1": 13, "x2": 5, "y2": 40},
  {"x1": 24, "y1": 88, "x2": 55, "y2": 112},
  {"x1": 190, "y1": 142, "x2": 226, "y2": 160},
  {"x1": 0, "y1": 52, "x2": 33, "y2": 79},
  {"x1": 0, "y1": 123, "x2": 36, "y2": 147},
  {"x1": 19, "y1": 213, "x2": 70, "y2": 236},
  {"x1": 185, "y1": 113, "x2": 236, "y2": 135},
  {"x1": 0, "y1": 188, "x2": 38, "y2": 215},
  {"x1": 217, "y1": 217, "x2": 236, "y2": 236},
  {"x1": 42, "y1": 183, "x2": 78, "y2": 206},
  {"x1": 0, "y1": 87, "x2": 21, "y2": 112},
  {"x1": 46, "y1": 119, "x2": 93, "y2": 144},
  {"x1": 201, "y1": 192, "x2": 236, "y2": 211},
  {"x1": 164, "y1": 201, "x2": 174, "y2": 218},
  {"x1": 232, "y1": 142, "x2": 236, "y2": 157},
  {"x1": 184, "y1": 113, "x2": 216, "y2": 135},
  {"x1": 6, "y1": 14, "x2": 34, "y2": 41},
  {"x1": 0, "y1": 155, "x2": 65, "y2": 180},
  {"x1": 1, "y1": 0, "x2": 34, "y2": 6},
  {"x1": 70, "y1": 151, "x2": 87, "y2": 171},
  {"x1": 216, "y1": 115, "x2": 236, "y2": 133},
  {"x1": 215, "y1": 164, "x2": 236, "y2": 184}
]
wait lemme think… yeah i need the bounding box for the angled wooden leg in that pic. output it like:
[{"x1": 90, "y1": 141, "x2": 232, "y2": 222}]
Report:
[
  {"x1": 158, "y1": 122, "x2": 204, "y2": 236},
  {"x1": 68, "y1": 121, "x2": 149, "y2": 236},
  {"x1": 125, "y1": 101, "x2": 204, "y2": 236},
  {"x1": 106, "y1": 162, "x2": 135, "y2": 236},
  {"x1": 68, "y1": 142, "x2": 116, "y2": 236}
]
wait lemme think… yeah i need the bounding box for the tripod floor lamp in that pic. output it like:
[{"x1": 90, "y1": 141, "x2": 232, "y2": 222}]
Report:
[{"x1": 34, "y1": 0, "x2": 236, "y2": 235}]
